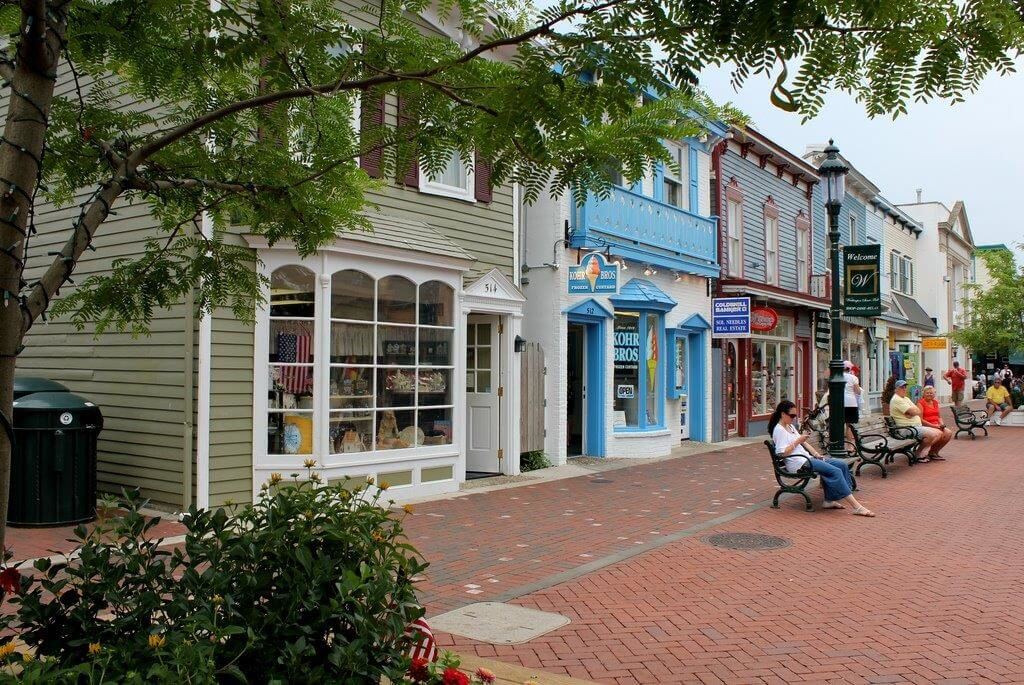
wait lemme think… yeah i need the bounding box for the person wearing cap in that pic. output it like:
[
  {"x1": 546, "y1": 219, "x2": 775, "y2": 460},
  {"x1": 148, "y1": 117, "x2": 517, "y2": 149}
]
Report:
[
  {"x1": 889, "y1": 380, "x2": 942, "y2": 462},
  {"x1": 986, "y1": 377, "x2": 1013, "y2": 425},
  {"x1": 842, "y1": 360, "x2": 862, "y2": 443},
  {"x1": 943, "y1": 361, "x2": 968, "y2": 407},
  {"x1": 923, "y1": 368, "x2": 935, "y2": 388}
]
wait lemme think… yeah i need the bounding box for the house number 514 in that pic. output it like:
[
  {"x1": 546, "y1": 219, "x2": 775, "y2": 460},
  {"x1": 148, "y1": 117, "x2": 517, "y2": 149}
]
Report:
[{"x1": 484, "y1": 280, "x2": 498, "y2": 293}]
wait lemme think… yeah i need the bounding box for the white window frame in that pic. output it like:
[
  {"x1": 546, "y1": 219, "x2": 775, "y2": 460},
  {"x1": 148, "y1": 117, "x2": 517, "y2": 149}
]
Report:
[
  {"x1": 899, "y1": 256, "x2": 910, "y2": 294},
  {"x1": 905, "y1": 257, "x2": 914, "y2": 295},
  {"x1": 662, "y1": 141, "x2": 688, "y2": 209},
  {"x1": 848, "y1": 215, "x2": 857, "y2": 245},
  {"x1": 726, "y1": 199, "x2": 743, "y2": 277},
  {"x1": 765, "y1": 214, "x2": 779, "y2": 286},
  {"x1": 796, "y1": 224, "x2": 809, "y2": 292},
  {"x1": 890, "y1": 251, "x2": 900, "y2": 292},
  {"x1": 419, "y1": 151, "x2": 476, "y2": 202}
]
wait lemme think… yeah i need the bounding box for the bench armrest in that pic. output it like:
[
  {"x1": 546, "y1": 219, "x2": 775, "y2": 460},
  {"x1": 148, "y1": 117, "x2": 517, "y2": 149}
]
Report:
[{"x1": 888, "y1": 425, "x2": 920, "y2": 441}]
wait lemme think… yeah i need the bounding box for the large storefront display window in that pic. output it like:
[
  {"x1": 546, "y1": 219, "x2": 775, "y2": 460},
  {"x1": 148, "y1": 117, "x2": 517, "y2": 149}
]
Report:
[
  {"x1": 265, "y1": 264, "x2": 456, "y2": 462},
  {"x1": 751, "y1": 316, "x2": 795, "y2": 416},
  {"x1": 613, "y1": 310, "x2": 664, "y2": 430}
]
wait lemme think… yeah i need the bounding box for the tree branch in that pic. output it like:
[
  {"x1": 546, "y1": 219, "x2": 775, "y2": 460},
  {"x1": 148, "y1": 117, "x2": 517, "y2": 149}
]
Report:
[{"x1": 129, "y1": 0, "x2": 633, "y2": 166}]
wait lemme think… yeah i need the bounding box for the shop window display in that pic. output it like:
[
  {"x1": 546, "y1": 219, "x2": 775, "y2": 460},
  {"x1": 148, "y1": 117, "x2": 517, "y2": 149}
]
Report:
[
  {"x1": 751, "y1": 317, "x2": 795, "y2": 416},
  {"x1": 613, "y1": 311, "x2": 663, "y2": 429},
  {"x1": 268, "y1": 266, "x2": 316, "y2": 456},
  {"x1": 328, "y1": 271, "x2": 454, "y2": 454}
]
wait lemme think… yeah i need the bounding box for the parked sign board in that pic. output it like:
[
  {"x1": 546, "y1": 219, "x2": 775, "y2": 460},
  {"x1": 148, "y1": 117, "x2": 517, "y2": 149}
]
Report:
[
  {"x1": 842, "y1": 244, "x2": 881, "y2": 317},
  {"x1": 568, "y1": 252, "x2": 619, "y2": 295},
  {"x1": 712, "y1": 297, "x2": 751, "y2": 338}
]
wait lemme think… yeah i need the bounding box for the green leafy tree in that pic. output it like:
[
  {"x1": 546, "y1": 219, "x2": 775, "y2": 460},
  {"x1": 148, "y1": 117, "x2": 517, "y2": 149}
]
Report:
[
  {"x1": 0, "y1": 0, "x2": 1022, "y2": 548},
  {"x1": 953, "y1": 247, "x2": 1024, "y2": 356}
]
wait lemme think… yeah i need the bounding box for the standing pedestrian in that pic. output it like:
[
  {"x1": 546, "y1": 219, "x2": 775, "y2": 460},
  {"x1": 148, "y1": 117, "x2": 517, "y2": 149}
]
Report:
[
  {"x1": 943, "y1": 361, "x2": 968, "y2": 408},
  {"x1": 843, "y1": 360, "x2": 861, "y2": 444},
  {"x1": 923, "y1": 368, "x2": 936, "y2": 387}
]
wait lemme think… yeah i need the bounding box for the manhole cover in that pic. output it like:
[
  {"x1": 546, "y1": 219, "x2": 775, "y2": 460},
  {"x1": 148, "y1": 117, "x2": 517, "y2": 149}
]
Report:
[
  {"x1": 589, "y1": 478, "x2": 614, "y2": 484},
  {"x1": 701, "y1": 532, "x2": 791, "y2": 551}
]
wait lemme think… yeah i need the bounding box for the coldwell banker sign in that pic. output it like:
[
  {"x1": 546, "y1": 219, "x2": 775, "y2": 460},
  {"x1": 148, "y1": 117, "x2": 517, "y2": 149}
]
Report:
[
  {"x1": 711, "y1": 297, "x2": 751, "y2": 338},
  {"x1": 568, "y1": 252, "x2": 619, "y2": 295},
  {"x1": 842, "y1": 244, "x2": 881, "y2": 317}
]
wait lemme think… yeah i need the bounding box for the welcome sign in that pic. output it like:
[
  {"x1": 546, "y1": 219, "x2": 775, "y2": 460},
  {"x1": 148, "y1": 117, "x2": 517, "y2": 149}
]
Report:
[
  {"x1": 842, "y1": 244, "x2": 881, "y2": 317},
  {"x1": 568, "y1": 252, "x2": 619, "y2": 295}
]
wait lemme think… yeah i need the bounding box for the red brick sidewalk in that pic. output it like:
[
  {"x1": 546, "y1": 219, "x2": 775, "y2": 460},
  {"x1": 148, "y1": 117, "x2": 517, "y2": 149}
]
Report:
[
  {"x1": 432, "y1": 415, "x2": 1024, "y2": 683},
  {"x1": 404, "y1": 442, "x2": 773, "y2": 615}
]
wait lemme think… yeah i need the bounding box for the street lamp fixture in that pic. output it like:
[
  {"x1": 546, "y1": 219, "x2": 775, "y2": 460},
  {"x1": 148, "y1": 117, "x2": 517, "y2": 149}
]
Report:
[{"x1": 817, "y1": 140, "x2": 850, "y2": 461}]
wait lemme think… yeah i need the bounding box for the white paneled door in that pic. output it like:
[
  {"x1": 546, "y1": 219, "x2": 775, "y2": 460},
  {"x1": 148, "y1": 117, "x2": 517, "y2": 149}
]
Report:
[{"x1": 466, "y1": 314, "x2": 501, "y2": 474}]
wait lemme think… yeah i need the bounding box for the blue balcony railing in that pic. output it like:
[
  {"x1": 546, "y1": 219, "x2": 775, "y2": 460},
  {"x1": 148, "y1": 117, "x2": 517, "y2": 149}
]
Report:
[{"x1": 571, "y1": 186, "x2": 719, "y2": 278}]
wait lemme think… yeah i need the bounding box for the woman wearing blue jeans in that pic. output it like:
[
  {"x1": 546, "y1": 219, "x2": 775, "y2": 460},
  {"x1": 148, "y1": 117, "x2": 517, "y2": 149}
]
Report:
[{"x1": 769, "y1": 400, "x2": 876, "y2": 517}]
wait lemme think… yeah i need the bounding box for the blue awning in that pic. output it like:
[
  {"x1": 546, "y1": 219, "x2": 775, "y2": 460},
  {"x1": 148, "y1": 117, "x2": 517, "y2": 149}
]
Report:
[{"x1": 609, "y1": 278, "x2": 678, "y2": 312}]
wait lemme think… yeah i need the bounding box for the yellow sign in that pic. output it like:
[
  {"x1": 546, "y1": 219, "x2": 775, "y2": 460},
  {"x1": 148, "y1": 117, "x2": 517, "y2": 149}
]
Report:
[{"x1": 922, "y1": 337, "x2": 948, "y2": 350}]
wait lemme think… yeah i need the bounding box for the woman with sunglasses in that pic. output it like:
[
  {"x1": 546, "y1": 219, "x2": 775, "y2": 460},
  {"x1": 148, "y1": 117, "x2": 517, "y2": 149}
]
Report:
[{"x1": 768, "y1": 400, "x2": 875, "y2": 517}]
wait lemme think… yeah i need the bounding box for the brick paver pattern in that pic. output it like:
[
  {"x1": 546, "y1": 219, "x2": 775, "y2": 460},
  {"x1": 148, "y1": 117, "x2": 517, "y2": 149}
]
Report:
[{"x1": 417, "y1": 409, "x2": 1024, "y2": 684}]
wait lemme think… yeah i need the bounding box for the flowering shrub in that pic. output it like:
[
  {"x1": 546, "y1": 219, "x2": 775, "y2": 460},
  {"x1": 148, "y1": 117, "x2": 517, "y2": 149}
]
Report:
[
  {"x1": 1, "y1": 471, "x2": 427, "y2": 683},
  {"x1": 407, "y1": 652, "x2": 497, "y2": 684}
]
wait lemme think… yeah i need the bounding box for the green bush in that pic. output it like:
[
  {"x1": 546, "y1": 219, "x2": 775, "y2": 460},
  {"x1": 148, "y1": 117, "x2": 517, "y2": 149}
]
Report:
[
  {"x1": 1, "y1": 471, "x2": 427, "y2": 684},
  {"x1": 519, "y1": 450, "x2": 551, "y2": 472}
]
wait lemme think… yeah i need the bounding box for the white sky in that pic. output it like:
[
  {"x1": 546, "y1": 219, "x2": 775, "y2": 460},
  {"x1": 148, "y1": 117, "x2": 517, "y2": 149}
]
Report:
[{"x1": 698, "y1": 64, "x2": 1024, "y2": 255}]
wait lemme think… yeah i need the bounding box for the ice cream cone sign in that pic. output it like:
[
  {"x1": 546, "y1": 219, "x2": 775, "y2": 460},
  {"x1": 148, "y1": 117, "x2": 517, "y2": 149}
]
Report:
[
  {"x1": 585, "y1": 255, "x2": 601, "y2": 291},
  {"x1": 647, "y1": 329, "x2": 659, "y2": 391}
]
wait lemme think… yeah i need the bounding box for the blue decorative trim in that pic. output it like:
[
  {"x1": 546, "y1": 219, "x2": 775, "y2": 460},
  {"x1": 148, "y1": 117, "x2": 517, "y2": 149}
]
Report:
[
  {"x1": 678, "y1": 312, "x2": 711, "y2": 330},
  {"x1": 688, "y1": 146, "x2": 699, "y2": 211},
  {"x1": 566, "y1": 313, "x2": 607, "y2": 457},
  {"x1": 563, "y1": 297, "x2": 614, "y2": 320},
  {"x1": 653, "y1": 161, "x2": 665, "y2": 203},
  {"x1": 610, "y1": 278, "x2": 677, "y2": 312}
]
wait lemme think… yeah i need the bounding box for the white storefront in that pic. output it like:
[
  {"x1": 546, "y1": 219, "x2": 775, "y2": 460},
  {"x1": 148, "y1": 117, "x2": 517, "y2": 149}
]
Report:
[{"x1": 246, "y1": 215, "x2": 525, "y2": 500}]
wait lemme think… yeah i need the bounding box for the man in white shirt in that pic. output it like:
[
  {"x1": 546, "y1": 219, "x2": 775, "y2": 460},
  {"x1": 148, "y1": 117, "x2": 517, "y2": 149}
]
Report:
[{"x1": 843, "y1": 360, "x2": 862, "y2": 442}]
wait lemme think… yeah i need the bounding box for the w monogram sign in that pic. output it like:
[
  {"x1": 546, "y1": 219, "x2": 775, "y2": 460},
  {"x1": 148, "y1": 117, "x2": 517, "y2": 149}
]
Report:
[{"x1": 842, "y1": 244, "x2": 881, "y2": 317}]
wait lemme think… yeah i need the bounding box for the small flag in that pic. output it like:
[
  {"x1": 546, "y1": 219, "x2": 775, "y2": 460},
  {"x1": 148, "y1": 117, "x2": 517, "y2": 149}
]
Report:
[
  {"x1": 277, "y1": 333, "x2": 312, "y2": 394},
  {"x1": 405, "y1": 617, "x2": 438, "y2": 663}
]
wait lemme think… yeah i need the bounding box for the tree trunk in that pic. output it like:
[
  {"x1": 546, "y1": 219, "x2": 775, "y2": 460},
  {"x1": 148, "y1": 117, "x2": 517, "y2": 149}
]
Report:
[{"x1": 0, "y1": 4, "x2": 68, "y2": 552}]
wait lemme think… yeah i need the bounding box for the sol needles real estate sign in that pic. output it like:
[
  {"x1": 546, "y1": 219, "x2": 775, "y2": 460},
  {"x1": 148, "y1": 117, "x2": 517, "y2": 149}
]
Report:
[
  {"x1": 568, "y1": 252, "x2": 619, "y2": 295},
  {"x1": 842, "y1": 244, "x2": 881, "y2": 317}
]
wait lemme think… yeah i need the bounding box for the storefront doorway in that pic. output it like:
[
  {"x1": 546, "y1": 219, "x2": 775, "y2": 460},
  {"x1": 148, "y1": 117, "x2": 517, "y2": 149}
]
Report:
[
  {"x1": 567, "y1": 323, "x2": 585, "y2": 456},
  {"x1": 465, "y1": 314, "x2": 501, "y2": 478}
]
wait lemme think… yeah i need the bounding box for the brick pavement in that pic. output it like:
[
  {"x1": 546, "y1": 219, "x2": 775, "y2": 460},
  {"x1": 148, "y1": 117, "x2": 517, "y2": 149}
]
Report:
[{"x1": 429, "y1": 411, "x2": 1024, "y2": 684}]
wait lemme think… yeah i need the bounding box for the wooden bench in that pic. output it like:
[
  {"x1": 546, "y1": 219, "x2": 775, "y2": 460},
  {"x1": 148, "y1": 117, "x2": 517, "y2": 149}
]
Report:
[
  {"x1": 765, "y1": 440, "x2": 817, "y2": 511},
  {"x1": 953, "y1": 406, "x2": 990, "y2": 439},
  {"x1": 847, "y1": 416, "x2": 922, "y2": 478}
]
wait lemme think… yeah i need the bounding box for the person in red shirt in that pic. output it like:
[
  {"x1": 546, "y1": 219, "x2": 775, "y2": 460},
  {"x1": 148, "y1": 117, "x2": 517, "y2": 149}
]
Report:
[
  {"x1": 917, "y1": 385, "x2": 952, "y2": 459},
  {"x1": 942, "y1": 360, "x2": 968, "y2": 407}
]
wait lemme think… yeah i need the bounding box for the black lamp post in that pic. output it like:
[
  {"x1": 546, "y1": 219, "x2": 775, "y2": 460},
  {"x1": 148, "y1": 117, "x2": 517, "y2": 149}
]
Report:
[{"x1": 818, "y1": 140, "x2": 850, "y2": 460}]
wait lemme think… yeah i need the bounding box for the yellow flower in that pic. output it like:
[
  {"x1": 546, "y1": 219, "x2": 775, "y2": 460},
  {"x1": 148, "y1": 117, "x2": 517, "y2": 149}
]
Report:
[
  {"x1": 309, "y1": 473, "x2": 322, "y2": 484},
  {"x1": 88, "y1": 642, "x2": 101, "y2": 656},
  {"x1": 303, "y1": 458, "x2": 317, "y2": 469},
  {"x1": 403, "y1": 504, "x2": 415, "y2": 514},
  {"x1": 0, "y1": 642, "x2": 16, "y2": 658},
  {"x1": 148, "y1": 634, "x2": 167, "y2": 650},
  {"x1": 365, "y1": 476, "x2": 375, "y2": 485},
  {"x1": 379, "y1": 480, "x2": 391, "y2": 491},
  {"x1": 21, "y1": 652, "x2": 33, "y2": 663},
  {"x1": 269, "y1": 473, "x2": 283, "y2": 486},
  {"x1": 212, "y1": 595, "x2": 224, "y2": 606}
]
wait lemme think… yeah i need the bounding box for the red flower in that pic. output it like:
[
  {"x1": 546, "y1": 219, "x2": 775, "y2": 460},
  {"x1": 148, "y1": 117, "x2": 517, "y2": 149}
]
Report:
[
  {"x1": 475, "y1": 667, "x2": 496, "y2": 684},
  {"x1": 0, "y1": 568, "x2": 20, "y2": 595},
  {"x1": 408, "y1": 657, "x2": 431, "y2": 682},
  {"x1": 441, "y1": 667, "x2": 470, "y2": 685}
]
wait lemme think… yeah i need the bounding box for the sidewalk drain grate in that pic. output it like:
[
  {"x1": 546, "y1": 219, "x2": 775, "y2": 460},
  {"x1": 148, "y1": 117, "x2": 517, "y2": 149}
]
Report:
[{"x1": 701, "y1": 532, "x2": 791, "y2": 551}]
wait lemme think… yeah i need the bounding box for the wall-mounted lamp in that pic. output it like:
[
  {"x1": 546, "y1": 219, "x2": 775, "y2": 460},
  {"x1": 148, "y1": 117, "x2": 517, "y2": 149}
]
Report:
[
  {"x1": 514, "y1": 335, "x2": 526, "y2": 353},
  {"x1": 643, "y1": 264, "x2": 657, "y2": 276},
  {"x1": 673, "y1": 271, "x2": 684, "y2": 282}
]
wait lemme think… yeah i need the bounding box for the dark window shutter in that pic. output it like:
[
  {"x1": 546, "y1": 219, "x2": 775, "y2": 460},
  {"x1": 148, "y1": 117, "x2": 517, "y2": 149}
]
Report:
[
  {"x1": 396, "y1": 96, "x2": 419, "y2": 187},
  {"x1": 474, "y1": 149, "x2": 492, "y2": 203},
  {"x1": 360, "y1": 91, "x2": 385, "y2": 178}
]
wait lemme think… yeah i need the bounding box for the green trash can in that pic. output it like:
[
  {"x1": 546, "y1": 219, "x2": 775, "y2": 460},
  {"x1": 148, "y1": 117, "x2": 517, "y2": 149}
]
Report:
[
  {"x1": 8, "y1": 391, "x2": 103, "y2": 527},
  {"x1": 13, "y1": 376, "x2": 69, "y2": 400}
]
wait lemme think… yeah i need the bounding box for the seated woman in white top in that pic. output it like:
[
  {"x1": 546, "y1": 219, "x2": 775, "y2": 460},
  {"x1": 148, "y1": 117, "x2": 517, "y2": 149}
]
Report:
[{"x1": 769, "y1": 400, "x2": 875, "y2": 517}]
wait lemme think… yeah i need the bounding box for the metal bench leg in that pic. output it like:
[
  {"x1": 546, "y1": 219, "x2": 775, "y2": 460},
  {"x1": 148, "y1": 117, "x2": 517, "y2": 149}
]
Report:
[
  {"x1": 772, "y1": 489, "x2": 783, "y2": 509},
  {"x1": 855, "y1": 457, "x2": 887, "y2": 479}
]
